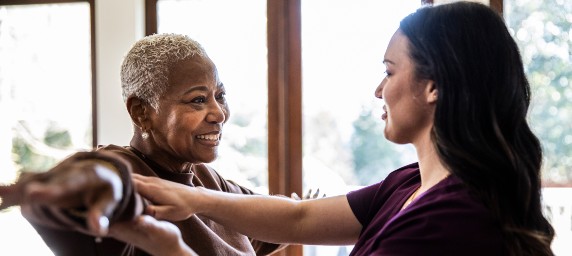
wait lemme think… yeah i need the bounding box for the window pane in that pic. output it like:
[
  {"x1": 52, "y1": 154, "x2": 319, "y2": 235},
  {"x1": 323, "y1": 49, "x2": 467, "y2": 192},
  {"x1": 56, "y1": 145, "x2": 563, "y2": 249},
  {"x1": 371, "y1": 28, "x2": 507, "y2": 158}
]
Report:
[
  {"x1": 157, "y1": 0, "x2": 268, "y2": 193},
  {"x1": 0, "y1": 3, "x2": 92, "y2": 255},
  {"x1": 301, "y1": 1, "x2": 421, "y2": 255},
  {"x1": 505, "y1": 0, "x2": 572, "y2": 255}
]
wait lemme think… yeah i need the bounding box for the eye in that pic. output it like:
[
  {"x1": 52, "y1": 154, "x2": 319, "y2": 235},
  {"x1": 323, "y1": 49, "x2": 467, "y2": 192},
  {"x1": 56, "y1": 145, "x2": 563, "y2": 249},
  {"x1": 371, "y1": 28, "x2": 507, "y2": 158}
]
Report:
[
  {"x1": 384, "y1": 70, "x2": 392, "y2": 77},
  {"x1": 190, "y1": 96, "x2": 206, "y2": 103},
  {"x1": 216, "y1": 91, "x2": 226, "y2": 101},
  {"x1": 216, "y1": 91, "x2": 226, "y2": 100}
]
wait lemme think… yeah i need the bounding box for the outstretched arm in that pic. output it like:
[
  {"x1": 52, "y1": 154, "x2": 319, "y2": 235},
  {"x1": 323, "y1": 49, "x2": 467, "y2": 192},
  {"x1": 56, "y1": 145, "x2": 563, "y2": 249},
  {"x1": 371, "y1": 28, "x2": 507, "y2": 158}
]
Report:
[
  {"x1": 109, "y1": 215, "x2": 197, "y2": 256},
  {"x1": 0, "y1": 159, "x2": 124, "y2": 237},
  {"x1": 133, "y1": 174, "x2": 362, "y2": 245}
]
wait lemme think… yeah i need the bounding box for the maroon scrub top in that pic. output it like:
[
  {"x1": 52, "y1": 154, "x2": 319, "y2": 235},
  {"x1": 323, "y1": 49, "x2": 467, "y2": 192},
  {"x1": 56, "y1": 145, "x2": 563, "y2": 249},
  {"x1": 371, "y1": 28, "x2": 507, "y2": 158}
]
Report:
[{"x1": 347, "y1": 163, "x2": 503, "y2": 256}]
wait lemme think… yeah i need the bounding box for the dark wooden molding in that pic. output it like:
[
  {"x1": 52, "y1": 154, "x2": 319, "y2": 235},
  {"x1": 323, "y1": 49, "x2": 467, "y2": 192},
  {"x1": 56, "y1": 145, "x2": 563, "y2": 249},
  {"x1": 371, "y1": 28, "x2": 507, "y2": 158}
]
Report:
[
  {"x1": 145, "y1": 0, "x2": 157, "y2": 36},
  {"x1": 89, "y1": 0, "x2": 97, "y2": 147},
  {"x1": 490, "y1": 0, "x2": 503, "y2": 14},
  {"x1": 0, "y1": 0, "x2": 83, "y2": 4},
  {"x1": 267, "y1": 0, "x2": 303, "y2": 255}
]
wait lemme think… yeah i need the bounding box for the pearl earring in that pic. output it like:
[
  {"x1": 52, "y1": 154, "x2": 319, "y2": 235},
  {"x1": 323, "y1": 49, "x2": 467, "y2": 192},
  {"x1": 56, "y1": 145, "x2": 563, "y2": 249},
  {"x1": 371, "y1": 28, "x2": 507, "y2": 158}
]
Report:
[{"x1": 141, "y1": 131, "x2": 149, "y2": 140}]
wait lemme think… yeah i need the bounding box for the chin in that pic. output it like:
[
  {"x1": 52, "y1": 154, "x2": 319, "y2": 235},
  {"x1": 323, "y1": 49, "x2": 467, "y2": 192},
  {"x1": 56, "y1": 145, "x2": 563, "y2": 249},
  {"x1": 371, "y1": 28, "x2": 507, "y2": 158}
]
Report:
[
  {"x1": 199, "y1": 154, "x2": 218, "y2": 164},
  {"x1": 383, "y1": 129, "x2": 407, "y2": 145}
]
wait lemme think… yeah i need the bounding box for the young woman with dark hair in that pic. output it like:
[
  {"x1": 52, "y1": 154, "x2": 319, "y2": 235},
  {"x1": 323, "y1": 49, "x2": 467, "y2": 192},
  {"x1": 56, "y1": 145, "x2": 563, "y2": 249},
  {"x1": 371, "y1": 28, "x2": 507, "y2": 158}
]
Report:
[{"x1": 399, "y1": 2, "x2": 554, "y2": 255}]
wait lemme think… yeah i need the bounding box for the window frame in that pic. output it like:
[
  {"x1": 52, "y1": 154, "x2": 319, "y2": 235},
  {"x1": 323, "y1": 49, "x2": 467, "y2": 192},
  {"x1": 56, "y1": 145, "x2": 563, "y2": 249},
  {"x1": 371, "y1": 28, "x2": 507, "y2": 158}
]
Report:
[{"x1": 0, "y1": 0, "x2": 98, "y2": 147}]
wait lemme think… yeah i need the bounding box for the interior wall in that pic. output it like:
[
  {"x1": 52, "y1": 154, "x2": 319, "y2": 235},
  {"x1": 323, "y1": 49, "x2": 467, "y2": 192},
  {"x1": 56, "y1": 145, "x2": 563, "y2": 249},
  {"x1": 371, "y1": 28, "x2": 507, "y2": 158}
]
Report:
[{"x1": 95, "y1": 0, "x2": 145, "y2": 146}]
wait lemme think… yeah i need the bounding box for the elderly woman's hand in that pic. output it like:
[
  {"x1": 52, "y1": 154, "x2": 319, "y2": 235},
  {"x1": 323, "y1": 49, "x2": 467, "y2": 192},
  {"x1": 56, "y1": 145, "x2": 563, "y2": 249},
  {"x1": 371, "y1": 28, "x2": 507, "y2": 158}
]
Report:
[
  {"x1": 109, "y1": 215, "x2": 198, "y2": 256},
  {"x1": 0, "y1": 160, "x2": 123, "y2": 237},
  {"x1": 290, "y1": 188, "x2": 326, "y2": 200}
]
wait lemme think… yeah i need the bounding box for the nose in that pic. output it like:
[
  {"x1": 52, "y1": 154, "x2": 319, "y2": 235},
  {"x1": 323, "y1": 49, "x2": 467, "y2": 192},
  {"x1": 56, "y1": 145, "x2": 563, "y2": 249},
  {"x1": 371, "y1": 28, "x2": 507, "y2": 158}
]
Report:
[
  {"x1": 375, "y1": 76, "x2": 387, "y2": 99},
  {"x1": 206, "y1": 101, "x2": 227, "y2": 124}
]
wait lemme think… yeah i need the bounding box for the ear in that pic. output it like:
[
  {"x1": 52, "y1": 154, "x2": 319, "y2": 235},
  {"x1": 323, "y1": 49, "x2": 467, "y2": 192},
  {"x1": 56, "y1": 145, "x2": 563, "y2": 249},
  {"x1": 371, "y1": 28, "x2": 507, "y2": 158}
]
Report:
[
  {"x1": 126, "y1": 97, "x2": 151, "y2": 130},
  {"x1": 424, "y1": 80, "x2": 438, "y2": 104}
]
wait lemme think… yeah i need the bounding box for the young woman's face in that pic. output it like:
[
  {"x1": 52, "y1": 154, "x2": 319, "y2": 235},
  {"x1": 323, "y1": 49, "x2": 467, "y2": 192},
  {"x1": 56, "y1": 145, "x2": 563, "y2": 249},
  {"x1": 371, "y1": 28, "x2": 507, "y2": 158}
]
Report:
[
  {"x1": 147, "y1": 56, "x2": 229, "y2": 165},
  {"x1": 375, "y1": 30, "x2": 435, "y2": 145}
]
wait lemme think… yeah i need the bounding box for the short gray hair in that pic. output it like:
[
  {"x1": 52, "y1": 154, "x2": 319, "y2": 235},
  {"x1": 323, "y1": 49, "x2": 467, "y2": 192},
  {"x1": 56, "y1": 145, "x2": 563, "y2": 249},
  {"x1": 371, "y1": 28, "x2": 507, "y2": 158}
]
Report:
[{"x1": 120, "y1": 33, "x2": 207, "y2": 111}]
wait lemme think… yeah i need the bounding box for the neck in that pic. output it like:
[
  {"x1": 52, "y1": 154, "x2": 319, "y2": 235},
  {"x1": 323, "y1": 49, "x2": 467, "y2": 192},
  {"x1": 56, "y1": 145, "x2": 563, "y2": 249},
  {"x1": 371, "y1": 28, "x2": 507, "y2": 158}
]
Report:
[
  {"x1": 130, "y1": 137, "x2": 194, "y2": 173},
  {"x1": 413, "y1": 133, "x2": 450, "y2": 193}
]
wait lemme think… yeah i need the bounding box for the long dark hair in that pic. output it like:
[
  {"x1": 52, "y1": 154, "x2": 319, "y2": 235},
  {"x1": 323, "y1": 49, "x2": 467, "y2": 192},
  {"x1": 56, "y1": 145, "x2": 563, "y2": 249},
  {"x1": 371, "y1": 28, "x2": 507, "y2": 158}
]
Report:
[{"x1": 399, "y1": 2, "x2": 554, "y2": 255}]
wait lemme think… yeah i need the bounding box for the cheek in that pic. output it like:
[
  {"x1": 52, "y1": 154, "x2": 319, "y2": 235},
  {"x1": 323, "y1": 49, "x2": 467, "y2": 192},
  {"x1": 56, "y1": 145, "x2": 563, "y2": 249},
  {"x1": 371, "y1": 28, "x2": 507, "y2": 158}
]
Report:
[
  {"x1": 165, "y1": 112, "x2": 200, "y2": 136},
  {"x1": 383, "y1": 84, "x2": 399, "y2": 108}
]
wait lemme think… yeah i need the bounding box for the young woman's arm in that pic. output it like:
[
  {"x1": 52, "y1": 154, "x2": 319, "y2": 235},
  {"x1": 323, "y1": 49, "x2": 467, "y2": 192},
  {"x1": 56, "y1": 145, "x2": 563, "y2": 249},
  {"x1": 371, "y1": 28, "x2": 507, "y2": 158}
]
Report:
[{"x1": 133, "y1": 174, "x2": 362, "y2": 245}]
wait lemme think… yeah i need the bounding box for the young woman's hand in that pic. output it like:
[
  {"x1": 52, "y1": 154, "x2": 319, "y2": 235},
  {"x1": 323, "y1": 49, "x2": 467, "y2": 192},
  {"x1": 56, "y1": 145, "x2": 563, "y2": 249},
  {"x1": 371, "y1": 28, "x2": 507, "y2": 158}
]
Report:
[{"x1": 132, "y1": 174, "x2": 196, "y2": 221}]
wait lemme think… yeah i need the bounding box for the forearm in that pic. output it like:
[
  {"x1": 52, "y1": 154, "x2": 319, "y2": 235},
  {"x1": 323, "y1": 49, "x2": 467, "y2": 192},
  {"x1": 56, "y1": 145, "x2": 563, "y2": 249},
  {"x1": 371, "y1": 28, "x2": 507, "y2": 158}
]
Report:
[
  {"x1": 20, "y1": 151, "x2": 144, "y2": 235},
  {"x1": 136, "y1": 174, "x2": 361, "y2": 245},
  {"x1": 193, "y1": 188, "x2": 360, "y2": 245}
]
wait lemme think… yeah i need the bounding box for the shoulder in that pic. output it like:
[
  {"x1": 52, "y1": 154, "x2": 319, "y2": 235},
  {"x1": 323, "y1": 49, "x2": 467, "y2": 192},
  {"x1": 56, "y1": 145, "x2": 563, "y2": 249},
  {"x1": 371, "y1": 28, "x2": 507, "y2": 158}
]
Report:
[
  {"x1": 192, "y1": 164, "x2": 257, "y2": 195},
  {"x1": 348, "y1": 162, "x2": 420, "y2": 202},
  {"x1": 346, "y1": 163, "x2": 420, "y2": 226},
  {"x1": 379, "y1": 176, "x2": 503, "y2": 255}
]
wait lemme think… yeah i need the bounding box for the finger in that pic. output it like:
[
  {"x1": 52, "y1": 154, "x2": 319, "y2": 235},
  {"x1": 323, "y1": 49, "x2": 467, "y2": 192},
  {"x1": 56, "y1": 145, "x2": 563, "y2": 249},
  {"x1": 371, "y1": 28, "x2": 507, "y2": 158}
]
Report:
[
  {"x1": 86, "y1": 209, "x2": 109, "y2": 237},
  {"x1": 313, "y1": 188, "x2": 320, "y2": 199},
  {"x1": 132, "y1": 176, "x2": 157, "y2": 200},
  {"x1": 290, "y1": 192, "x2": 301, "y2": 200},
  {"x1": 146, "y1": 204, "x2": 179, "y2": 221},
  {"x1": 303, "y1": 189, "x2": 312, "y2": 200},
  {"x1": 133, "y1": 176, "x2": 171, "y2": 204},
  {"x1": 0, "y1": 184, "x2": 22, "y2": 211},
  {"x1": 85, "y1": 190, "x2": 119, "y2": 236}
]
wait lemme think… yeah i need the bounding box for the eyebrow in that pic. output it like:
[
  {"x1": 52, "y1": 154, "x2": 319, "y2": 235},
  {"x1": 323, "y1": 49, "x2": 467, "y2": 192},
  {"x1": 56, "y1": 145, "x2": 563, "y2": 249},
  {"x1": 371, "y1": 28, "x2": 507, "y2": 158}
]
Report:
[
  {"x1": 182, "y1": 83, "x2": 225, "y2": 95},
  {"x1": 383, "y1": 59, "x2": 396, "y2": 65},
  {"x1": 183, "y1": 86, "x2": 208, "y2": 95}
]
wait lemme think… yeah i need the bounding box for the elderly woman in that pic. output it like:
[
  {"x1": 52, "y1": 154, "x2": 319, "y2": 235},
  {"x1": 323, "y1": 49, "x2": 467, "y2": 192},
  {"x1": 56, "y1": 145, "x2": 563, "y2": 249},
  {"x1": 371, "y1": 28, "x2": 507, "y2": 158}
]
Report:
[{"x1": 0, "y1": 33, "x2": 283, "y2": 256}]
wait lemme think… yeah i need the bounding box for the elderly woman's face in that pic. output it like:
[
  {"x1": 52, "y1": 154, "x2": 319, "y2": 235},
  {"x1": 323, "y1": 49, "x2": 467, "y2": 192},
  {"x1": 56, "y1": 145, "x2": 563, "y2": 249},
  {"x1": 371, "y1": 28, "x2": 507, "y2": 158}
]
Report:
[{"x1": 148, "y1": 56, "x2": 229, "y2": 164}]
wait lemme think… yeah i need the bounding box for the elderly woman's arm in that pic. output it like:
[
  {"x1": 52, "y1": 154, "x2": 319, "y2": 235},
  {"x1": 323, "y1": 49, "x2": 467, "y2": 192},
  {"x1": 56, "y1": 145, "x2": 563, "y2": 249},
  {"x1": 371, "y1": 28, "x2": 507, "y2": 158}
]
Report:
[
  {"x1": 0, "y1": 149, "x2": 146, "y2": 256},
  {"x1": 0, "y1": 150, "x2": 142, "y2": 237},
  {"x1": 134, "y1": 174, "x2": 362, "y2": 245},
  {"x1": 109, "y1": 215, "x2": 198, "y2": 256}
]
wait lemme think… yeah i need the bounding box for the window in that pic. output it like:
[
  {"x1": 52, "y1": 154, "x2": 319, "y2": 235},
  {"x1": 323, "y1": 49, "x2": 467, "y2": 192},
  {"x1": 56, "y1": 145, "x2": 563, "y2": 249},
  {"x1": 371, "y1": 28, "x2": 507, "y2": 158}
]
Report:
[
  {"x1": 300, "y1": 1, "x2": 421, "y2": 254},
  {"x1": 505, "y1": 0, "x2": 572, "y2": 254},
  {"x1": 0, "y1": 1, "x2": 93, "y2": 255},
  {"x1": 155, "y1": 0, "x2": 270, "y2": 193}
]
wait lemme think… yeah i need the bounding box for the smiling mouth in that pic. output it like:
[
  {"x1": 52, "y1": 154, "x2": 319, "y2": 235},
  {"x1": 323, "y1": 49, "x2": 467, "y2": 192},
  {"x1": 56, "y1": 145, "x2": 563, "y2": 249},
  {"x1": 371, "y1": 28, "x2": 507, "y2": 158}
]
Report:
[{"x1": 196, "y1": 134, "x2": 220, "y2": 141}]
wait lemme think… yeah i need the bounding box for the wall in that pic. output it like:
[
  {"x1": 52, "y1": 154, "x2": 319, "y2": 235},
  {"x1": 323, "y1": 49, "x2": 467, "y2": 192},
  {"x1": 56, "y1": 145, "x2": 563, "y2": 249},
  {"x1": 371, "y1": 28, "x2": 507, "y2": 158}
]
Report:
[{"x1": 95, "y1": 0, "x2": 145, "y2": 146}]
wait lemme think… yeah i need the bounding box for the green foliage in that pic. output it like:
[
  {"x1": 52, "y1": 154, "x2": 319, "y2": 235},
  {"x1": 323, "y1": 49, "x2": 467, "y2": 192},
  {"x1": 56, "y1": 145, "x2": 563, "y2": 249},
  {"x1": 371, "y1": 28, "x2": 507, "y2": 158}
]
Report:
[
  {"x1": 12, "y1": 137, "x2": 57, "y2": 173},
  {"x1": 44, "y1": 126, "x2": 73, "y2": 148},
  {"x1": 506, "y1": 0, "x2": 572, "y2": 184},
  {"x1": 350, "y1": 107, "x2": 404, "y2": 185},
  {"x1": 11, "y1": 123, "x2": 73, "y2": 173}
]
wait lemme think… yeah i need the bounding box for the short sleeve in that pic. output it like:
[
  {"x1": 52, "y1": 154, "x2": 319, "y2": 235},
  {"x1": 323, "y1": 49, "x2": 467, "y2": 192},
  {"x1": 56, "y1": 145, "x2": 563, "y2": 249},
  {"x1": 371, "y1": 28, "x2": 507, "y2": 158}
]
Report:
[{"x1": 347, "y1": 182, "x2": 384, "y2": 227}]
